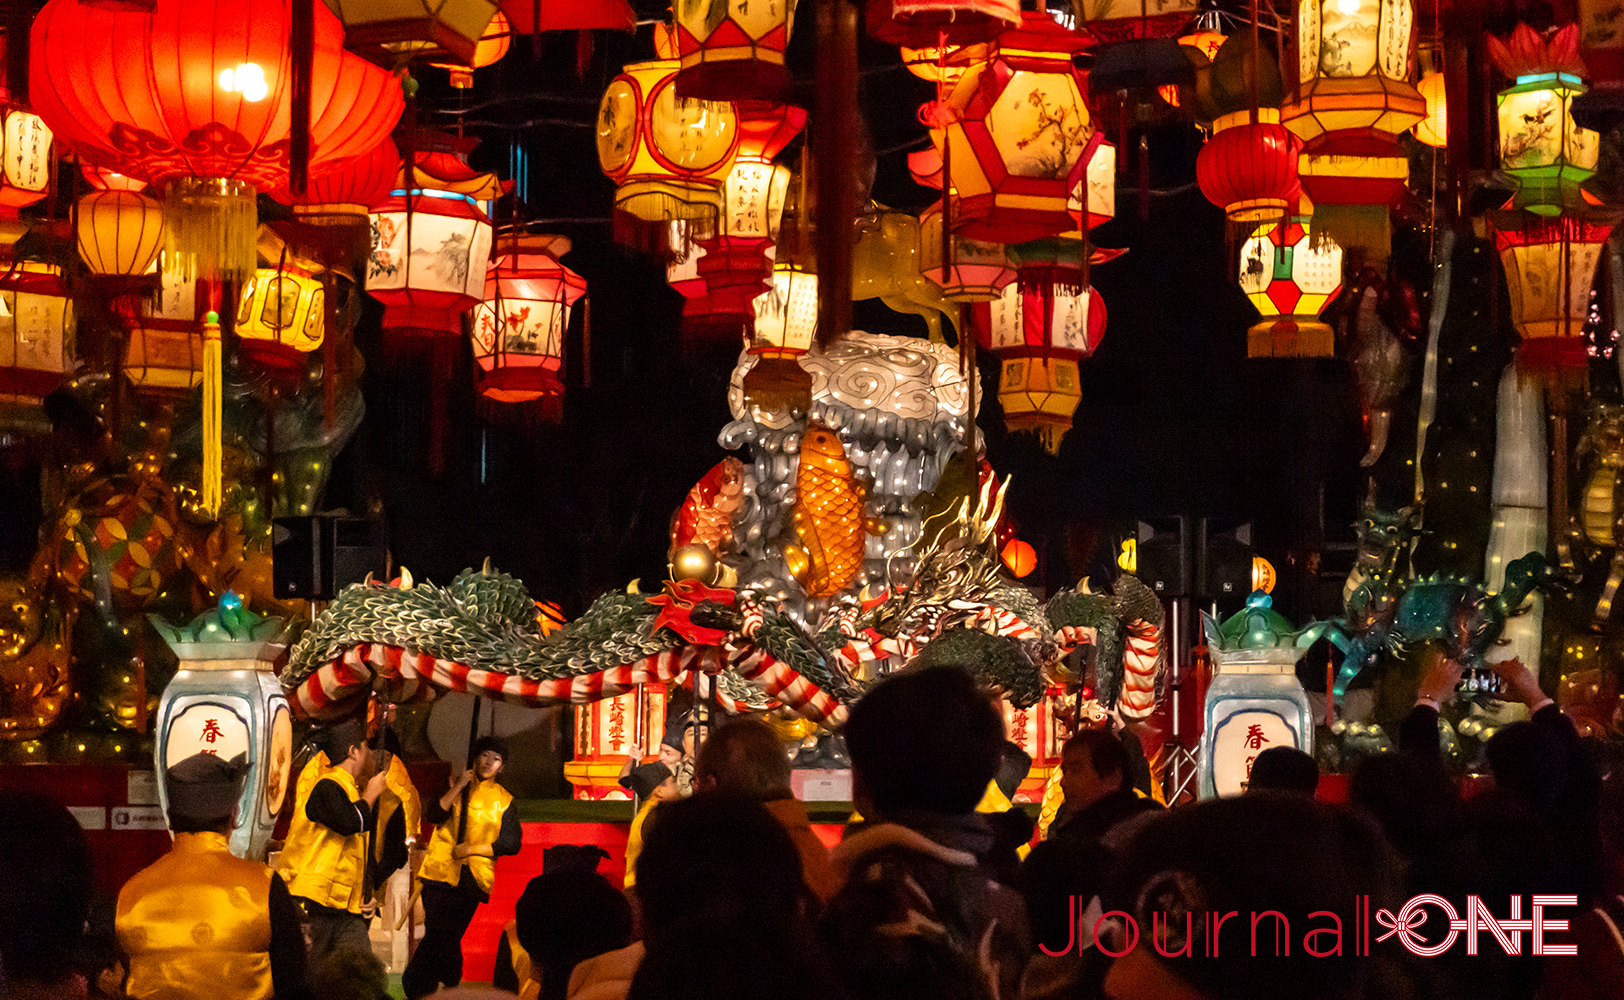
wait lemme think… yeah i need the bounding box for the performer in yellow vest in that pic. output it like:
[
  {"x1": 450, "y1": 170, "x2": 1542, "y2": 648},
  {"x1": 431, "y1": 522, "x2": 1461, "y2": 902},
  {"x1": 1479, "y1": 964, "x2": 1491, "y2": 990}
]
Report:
[
  {"x1": 117, "y1": 753, "x2": 311, "y2": 1000},
  {"x1": 276, "y1": 719, "x2": 389, "y2": 970},
  {"x1": 402, "y1": 735, "x2": 521, "y2": 999}
]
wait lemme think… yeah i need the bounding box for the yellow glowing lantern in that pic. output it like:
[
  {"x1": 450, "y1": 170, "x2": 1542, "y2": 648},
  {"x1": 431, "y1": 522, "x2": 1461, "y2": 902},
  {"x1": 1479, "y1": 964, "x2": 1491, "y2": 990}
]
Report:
[
  {"x1": 1282, "y1": 0, "x2": 1425, "y2": 144},
  {"x1": 0, "y1": 262, "x2": 75, "y2": 403},
  {"x1": 597, "y1": 29, "x2": 741, "y2": 246},
  {"x1": 901, "y1": 42, "x2": 993, "y2": 85},
  {"x1": 1414, "y1": 70, "x2": 1446, "y2": 148},
  {"x1": 1489, "y1": 25, "x2": 1600, "y2": 216},
  {"x1": 427, "y1": 9, "x2": 511, "y2": 87},
  {"x1": 751, "y1": 261, "x2": 818, "y2": 357},
  {"x1": 324, "y1": 0, "x2": 503, "y2": 67},
  {"x1": 76, "y1": 191, "x2": 166, "y2": 277},
  {"x1": 1160, "y1": 31, "x2": 1227, "y2": 107},
  {"x1": 235, "y1": 266, "x2": 325, "y2": 373},
  {"x1": 1492, "y1": 211, "x2": 1615, "y2": 372}
]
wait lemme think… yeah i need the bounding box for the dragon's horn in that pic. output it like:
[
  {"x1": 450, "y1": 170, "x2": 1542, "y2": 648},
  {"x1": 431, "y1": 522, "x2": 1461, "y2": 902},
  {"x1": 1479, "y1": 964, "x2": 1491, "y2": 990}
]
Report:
[
  {"x1": 627, "y1": 578, "x2": 643, "y2": 595},
  {"x1": 398, "y1": 566, "x2": 413, "y2": 589},
  {"x1": 363, "y1": 572, "x2": 375, "y2": 586},
  {"x1": 1079, "y1": 575, "x2": 1093, "y2": 595},
  {"x1": 482, "y1": 556, "x2": 493, "y2": 575}
]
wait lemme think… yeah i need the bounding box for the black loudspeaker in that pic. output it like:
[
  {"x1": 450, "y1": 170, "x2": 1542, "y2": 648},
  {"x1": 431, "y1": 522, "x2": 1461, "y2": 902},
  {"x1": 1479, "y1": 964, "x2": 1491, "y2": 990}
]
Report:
[
  {"x1": 1136, "y1": 517, "x2": 1191, "y2": 596},
  {"x1": 273, "y1": 516, "x2": 387, "y2": 599},
  {"x1": 1199, "y1": 519, "x2": 1254, "y2": 603}
]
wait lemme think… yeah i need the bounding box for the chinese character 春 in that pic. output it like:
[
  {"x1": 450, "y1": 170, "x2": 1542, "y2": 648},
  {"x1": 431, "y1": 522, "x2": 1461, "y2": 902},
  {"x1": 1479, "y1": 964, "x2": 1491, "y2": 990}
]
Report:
[
  {"x1": 201, "y1": 719, "x2": 223, "y2": 744},
  {"x1": 1243, "y1": 724, "x2": 1269, "y2": 750}
]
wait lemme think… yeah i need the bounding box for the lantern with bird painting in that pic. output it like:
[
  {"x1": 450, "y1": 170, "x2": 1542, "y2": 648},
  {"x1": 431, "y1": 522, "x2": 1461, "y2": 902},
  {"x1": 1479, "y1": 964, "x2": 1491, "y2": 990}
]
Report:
[{"x1": 1489, "y1": 24, "x2": 1600, "y2": 216}]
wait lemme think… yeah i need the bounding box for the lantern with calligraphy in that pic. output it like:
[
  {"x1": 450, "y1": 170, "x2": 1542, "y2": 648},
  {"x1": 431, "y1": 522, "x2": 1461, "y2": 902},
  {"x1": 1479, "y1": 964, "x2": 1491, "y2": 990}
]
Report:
[
  {"x1": 367, "y1": 147, "x2": 501, "y2": 341},
  {"x1": 1280, "y1": 0, "x2": 1423, "y2": 258},
  {"x1": 695, "y1": 104, "x2": 801, "y2": 308},
  {"x1": 427, "y1": 10, "x2": 512, "y2": 88},
  {"x1": 977, "y1": 236, "x2": 1105, "y2": 453},
  {"x1": 1489, "y1": 25, "x2": 1600, "y2": 217},
  {"x1": 0, "y1": 106, "x2": 53, "y2": 245},
  {"x1": 565, "y1": 683, "x2": 668, "y2": 800},
  {"x1": 1199, "y1": 594, "x2": 1314, "y2": 799},
  {"x1": 673, "y1": 0, "x2": 797, "y2": 101},
  {"x1": 1493, "y1": 211, "x2": 1616, "y2": 372},
  {"x1": 0, "y1": 263, "x2": 75, "y2": 404},
  {"x1": 597, "y1": 29, "x2": 740, "y2": 252},
  {"x1": 864, "y1": 0, "x2": 1017, "y2": 47},
  {"x1": 234, "y1": 266, "x2": 325, "y2": 374},
  {"x1": 126, "y1": 257, "x2": 205, "y2": 392},
  {"x1": 151, "y1": 593, "x2": 293, "y2": 860},
  {"x1": 1238, "y1": 212, "x2": 1344, "y2": 358},
  {"x1": 470, "y1": 234, "x2": 586, "y2": 422},
  {"x1": 942, "y1": 13, "x2": 1097, "y2": 244},
  {"x1": 739, "y1": 260, "x2": 817, "y2": 412},
  {"x1": 323, "y1": 0, "x2": 501, "y2": 66},
  {"x1": 1002, "y1": 692, "x2": 1060, "y2": 801}
]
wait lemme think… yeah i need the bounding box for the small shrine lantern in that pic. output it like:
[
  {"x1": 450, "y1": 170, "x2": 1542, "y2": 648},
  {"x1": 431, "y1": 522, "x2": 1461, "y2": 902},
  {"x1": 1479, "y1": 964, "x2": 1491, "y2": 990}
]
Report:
[
  {"x1": 564, "y1": 683, "x2": 668, "y2": 800},
  {"x1": 943, "y1": 13, "x2": 1097, "y2": 243},
  {"x1": 126, "y1": 256, "x2": 205, "y2": 392},
  {"x1": 1238, "y1": 213, "x2": 1344, "y2": 358},
  {"x1": 0, "y1": 262, "x2": 75, "y2": 403},
  {"x1": 323, "y1": 0, "x2": 502, "y2": 66},
  {"x1": 1492, "y1": 211, "x2": 1616, "y2": 372},
  {"x1": 1489, "y1": 25, "x2": 1600, "y2": 216},
  {"x1": 150, "y1": 593, "x2": 294, "y2": 860},
  {"x1": 470, "y1": 234, "x2": 586, "y2": 422},
  {"x1": 235, "y1": 266, "x2": 325, "y2": 374},
  {"x1": 367, "y1": 146, "x2": 502, "y2": 339},
  {"x1": 597, "y1": 29, "x2": 740, "y2": 249},
  {"x1": 673, "y1": 0, "x2": 797, "y2": 100}
]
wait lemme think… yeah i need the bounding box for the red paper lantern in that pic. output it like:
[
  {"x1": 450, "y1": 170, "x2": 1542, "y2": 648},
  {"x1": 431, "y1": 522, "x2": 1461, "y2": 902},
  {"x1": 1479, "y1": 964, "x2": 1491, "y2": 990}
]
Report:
[
  {"x1": 1001, "y1": 538, "x2": 1037, "y2": 577},
  {"x1": 272, "y1": 139, "x2": 400, "y2": 220},
  {"x1": 31, "y1": 0, "x2": 402, "y2": 190},
  {"x1": 470, "y1": 235, "x2": 585, "y2": 421},
  {"x1": 691, "y1": 103, "x2": 804, "y2": 317},
  {"x1": 1196, "y1": 110, "x2": 1302, "y2": 223},
  {"x1": 942, "y1": 12, "x2": 1097, "y2": 244}
]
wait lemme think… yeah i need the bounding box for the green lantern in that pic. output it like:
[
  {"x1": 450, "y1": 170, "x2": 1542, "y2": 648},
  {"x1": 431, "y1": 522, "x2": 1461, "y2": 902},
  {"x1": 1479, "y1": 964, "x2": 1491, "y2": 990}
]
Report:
[{"x1": 1489, "y1": 24, "x2": 1600, "y2": 216}]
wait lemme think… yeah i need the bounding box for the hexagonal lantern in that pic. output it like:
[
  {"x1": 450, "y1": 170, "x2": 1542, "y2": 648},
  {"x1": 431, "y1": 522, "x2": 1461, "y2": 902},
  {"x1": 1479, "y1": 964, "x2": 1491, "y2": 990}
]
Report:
[
  {"x1": 1238, "y1": 214, "x2": 1344, "y2": 358},
  {"x1": 942, "y1": 12, "x2": 1096, "y2": 244}
]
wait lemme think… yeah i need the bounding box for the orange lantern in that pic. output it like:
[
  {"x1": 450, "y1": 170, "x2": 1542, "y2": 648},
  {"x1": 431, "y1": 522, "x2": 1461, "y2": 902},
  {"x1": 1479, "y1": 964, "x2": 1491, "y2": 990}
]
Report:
[
  {"x1": 942, "y1": 12, "x2": 1097, "y2": 244},
  {"x1": 1001, "y1": 538, "x2": 1037, "y2": 577},
  {"x1": 597, "y1": 29, "x2": 741, "y2": 249},
  {"x1": 1414, "y1": 71, "x2": 1446, "y2": 148},
  {"x1": 920, "y1": 200, "x2": 1016, "y2": 302},
  {"x1": 470, "y1": 234, "x2": 586, "y2": 422},
  {"x1": 565, "y1": 683, "x2": 668, "y2": 800},
  {"x1": 324, "y1": 0, "x2": 501, "y2": 67},
  {"x1": 428, "y1": 10, "x2": 512, "y2": 87}
]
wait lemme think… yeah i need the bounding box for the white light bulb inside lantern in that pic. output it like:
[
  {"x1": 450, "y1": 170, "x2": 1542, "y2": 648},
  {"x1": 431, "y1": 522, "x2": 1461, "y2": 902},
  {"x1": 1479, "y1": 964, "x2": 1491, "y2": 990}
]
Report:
[{"x1": 218, "y1": 63, "x2": 269, "y2": 102}]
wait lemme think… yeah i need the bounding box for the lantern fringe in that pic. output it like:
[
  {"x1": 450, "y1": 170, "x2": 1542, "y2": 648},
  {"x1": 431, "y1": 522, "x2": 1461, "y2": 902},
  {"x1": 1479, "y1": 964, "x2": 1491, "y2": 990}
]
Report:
[
  {"x1": 741, "y1": 355, "x2": 813, "y2": 417},
  {"x1": 1309, "y1": 203, "x2": 1391, "y2": 265},
  {"x1": 201, "y1": 312, "x2": 223, "y2": 517},
  {"x1": 612, "y1": 209, "x2": 715, "y2": 261},
  {"x1": 163, "y1": 178, "x2": 258, "y2": 286},
  {"x1": 1248, "y1": 320, "x2": 1334, "y2": 358},
  {"x1": 1004, "y1": 418, "x2": 1069, "y2": 455}
]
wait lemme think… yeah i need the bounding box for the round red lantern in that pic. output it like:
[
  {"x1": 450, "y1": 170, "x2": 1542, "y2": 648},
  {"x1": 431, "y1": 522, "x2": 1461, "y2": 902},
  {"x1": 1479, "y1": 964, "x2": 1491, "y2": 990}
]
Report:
[
  {"x1": 272, "y1": 139, "x2": 399, "y2": 222},
  {"x1": 942, "y1": 12, "x2": 1096, "y2": 243},
  {"x1": 1196, "y1": 110, "x2": 1302, "y2": 223},
  {"x1": 1001, "y1": 538, "x2": 1037, "y2": 577}
]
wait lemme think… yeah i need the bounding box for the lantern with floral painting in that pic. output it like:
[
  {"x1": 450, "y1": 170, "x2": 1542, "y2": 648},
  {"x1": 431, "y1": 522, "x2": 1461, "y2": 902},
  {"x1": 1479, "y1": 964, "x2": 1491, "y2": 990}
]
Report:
[
  {"x1": 597, "y1": 29, "x2": 741, "y2": 251},
  {"x1": 1238, "y1": 212, "x2": 1344, "y2": 358},
  {"x1": 942, "y1": 12, "x2": 1096, "y2": 244},
  {"x1": 367, "y1": 146, "x2": 502, "y2": 340},
  {"x1": 673, "y1": 0, "x2": 797, "y2": 101},
  {"x1": 865, "y1": 0, "x2": 1017, "y2": 47},
  {"x1": 323, "y1": 0, "x2": 501, "y2": 66},
  {"x1": 1280, "y1": 0, "x2": 1423, "y2": 257},
  {"x1": 1489, "y1": 24, "x2": 1600, "y2": 217},
  {"x1": 470, "y1": 234, "x2": 586, "y2": 422},
  {"x1": 975, "y1": 236, "x2": 1105, "y2": 453},
  {"x1": 234, "y1": 266, "x2": 325, "y2": 374},
  {"x1": 1492, "y1": 211, "x2": 1616, "y2": 372},
  {"x1": 0, "y1": 263, "x2": 75, "y2": 404}
]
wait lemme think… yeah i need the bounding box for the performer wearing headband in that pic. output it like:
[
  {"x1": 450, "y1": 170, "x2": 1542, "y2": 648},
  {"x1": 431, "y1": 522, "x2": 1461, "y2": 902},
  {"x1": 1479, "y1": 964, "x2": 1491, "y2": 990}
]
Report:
[
  {"x1": 402, "y1": 735, "x2": 521, "y2": 999},
  {"x1": 117, "y1": 753, "x2": 311, "y2": 1000},
  {"x1": 277, "y1": 718, "x2": 390, "y2": 968}
]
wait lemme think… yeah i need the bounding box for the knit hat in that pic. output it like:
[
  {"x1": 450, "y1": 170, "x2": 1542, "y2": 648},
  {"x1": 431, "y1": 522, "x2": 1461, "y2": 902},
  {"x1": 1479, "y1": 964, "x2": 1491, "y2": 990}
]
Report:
[
  {"x1": 619, "y1": 761, "x2": 673, "y2": 799},
  {"x1": 165, "y1": 752, "x2": 248, "y2": 824}
]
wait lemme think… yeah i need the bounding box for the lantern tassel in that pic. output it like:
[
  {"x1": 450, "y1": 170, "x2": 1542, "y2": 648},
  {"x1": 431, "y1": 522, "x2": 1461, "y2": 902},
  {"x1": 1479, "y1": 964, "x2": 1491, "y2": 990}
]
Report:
[
  {"x1": 164, "y1": 178, "x2": 257, "y2": 286},
  {"x1": 201, "y1": 310, "x2": 223, "y2": 517}
]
